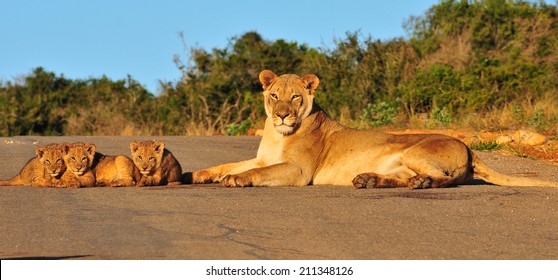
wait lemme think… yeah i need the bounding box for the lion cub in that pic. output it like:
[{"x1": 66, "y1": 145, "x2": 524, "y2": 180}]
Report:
[
  {"x1": 93, "y1": 151, "x2": 141, "y2": 187},
  {"x1": 59, "y1": 142, "x2": 96, "y2": 188},
  {"x1": 130, "y1": 140, "x2": 182, "y2": 186},
  {"x1": 0, "y1": 144, "x2": 66, "y2": 187}
]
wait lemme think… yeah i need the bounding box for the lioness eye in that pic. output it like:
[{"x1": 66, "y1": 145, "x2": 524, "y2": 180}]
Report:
[
  {"x1": 292, "y1": 95, "x2": 301, "y2": 100},
  {"x1": 270, "y1": 93, "x2": 278, "y2": 100}
]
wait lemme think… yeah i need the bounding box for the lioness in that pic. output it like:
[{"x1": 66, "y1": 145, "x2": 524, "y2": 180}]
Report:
[
  {"x1": 0, "y1": 144, "x2": 66, "y2": 187},
  {"x1": 193, "y1": 70, "x2": 556, "y2": 188}
]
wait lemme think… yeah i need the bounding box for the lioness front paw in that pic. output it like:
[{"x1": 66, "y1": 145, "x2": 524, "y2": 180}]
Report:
[
  {"x1": 192, "y1": 170, "x2": 218, "y2": 184},
  {"x1": 222, "y1": 174, "x2": 253, "y2": 188}
]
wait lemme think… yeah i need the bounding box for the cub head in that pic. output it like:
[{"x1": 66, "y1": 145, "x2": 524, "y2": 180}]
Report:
[
  {"x1": 36, "y1": 144, "x2": 66, "y2": 178},
  {"x1": 62, "y1": 142, "x2": 95, "y2": 176},
  {"x1": 259, "y1": 70, "x2": 319, "y2": 135},
  {"x1": 130, "y1": 140, "x2": 165, "y2": 175}
]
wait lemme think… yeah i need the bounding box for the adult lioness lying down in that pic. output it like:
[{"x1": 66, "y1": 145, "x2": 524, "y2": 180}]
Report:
[{"x1": 193, "y1": 70, "x2": 556, "y2": 189}]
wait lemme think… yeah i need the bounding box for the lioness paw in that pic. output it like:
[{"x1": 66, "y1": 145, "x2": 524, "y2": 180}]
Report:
[
  {"x1": 408, "y1": 175, "x2": 433, "y2": 189},
  {"x1": 192, "y1": 170, "x2": 217, "y2": 184},
  {"x1": 352, "y1": 173, "x2": 378, "y2": 189},
  {"x1": 222, "y1": 174, "x2": 253, "y2": 188}
]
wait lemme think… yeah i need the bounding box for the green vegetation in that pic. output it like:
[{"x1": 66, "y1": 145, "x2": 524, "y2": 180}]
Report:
[
  {"x1": 470, "y1": 141, "x2": 501, "y2": 151},
  {"x1": 1, "y1": 0, "x2": 557, "y2": 136}
]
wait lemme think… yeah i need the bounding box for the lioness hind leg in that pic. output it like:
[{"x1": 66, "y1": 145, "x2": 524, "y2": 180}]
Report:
[
  {"x1": 352, "y1": 172, "x2": 408, "y2": 189},
  {"x1": 407, "y1": 174, "x2": 454, "y2": 189}
]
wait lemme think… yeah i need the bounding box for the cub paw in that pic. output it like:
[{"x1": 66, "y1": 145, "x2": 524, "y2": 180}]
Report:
[
  {"x1": 408, "y1": 175, "x2": 433, "y2": 189},
  {"x1": 352, "y1": 173, "x2": 378, "y2": 189}
]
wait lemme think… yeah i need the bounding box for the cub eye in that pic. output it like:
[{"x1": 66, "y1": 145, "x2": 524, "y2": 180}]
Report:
[
  {"x1": 291, "y1": 95, "x2": 301, "y2": 100},
  {"x1": 56, "y1": 159, "x2": 62, "y2": 164},
  {"x1": 270, "y1": 93, "x2": 278, "y2": 100},
  {"x1": 45, "y1": 160, "x2": 51, "y2": 165},
  {"x1": 71, "y1": 157, "x2": 76, "y2": 161},
  {"x1": 149, "y1": 157, "x2": 155, "y2": 162},
  {"x1": 81, "y1": 157, "x2": 87, "y2": 162},
  {"x1": 138, "y1": 156, "x2": 143, "y2": 161}
]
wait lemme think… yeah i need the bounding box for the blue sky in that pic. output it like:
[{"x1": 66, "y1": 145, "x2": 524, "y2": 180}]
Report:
[{"x1": 1, "y1": 0, "x2": 439, "y2": 94}]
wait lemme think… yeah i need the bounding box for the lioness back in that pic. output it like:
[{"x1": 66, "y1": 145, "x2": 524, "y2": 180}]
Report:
[
  {"x1": 93, "y1": 153, "x2": 141, "y2": 187},
  {"x1": 130, "y1": 140, "x2": 182, "y2": 186},
  {"x1": 0, "y1": 144, "x2": 66, "y2": 187}
]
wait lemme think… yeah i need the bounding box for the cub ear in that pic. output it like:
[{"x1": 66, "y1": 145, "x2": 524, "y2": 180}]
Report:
[
  {"x1": 36, "y1": 146, "x2": 47, "y2": 159},
  {"x1": 259, "y1": 70, "x2": 278, "y2": 90},
  {"x1": 301, "y1": 74, "x2": 319, "y2": 95},
  {"x1": 130, "y1": 141, "x2": 140, "y2": 153},
  {"x1": 153, "y1": 141, "x2": 165, "y2": 154},
  {"x1": 85, "y1": 143, "x2": 96, "y2": 156}
]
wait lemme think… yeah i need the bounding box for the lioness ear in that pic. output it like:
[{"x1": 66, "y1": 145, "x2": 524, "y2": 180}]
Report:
[
  {"x1": 36, "y1": 146, "x2": 47, "y2": 159},
  {"x1": 153, "y1": 141, "x2": 165, "y2": 154},
  {"x1": 130, "y1": 141, "x2": 140, "y2": 153},
  {"x1": 85, "y1": 143, "x2": 96, "y2": 156},
  {"x1": 259, "y1": 70, "x2": 278, "y2": 90},
  {"x1": 301, "y1": 74, "x2": 319, "y2": 95}
]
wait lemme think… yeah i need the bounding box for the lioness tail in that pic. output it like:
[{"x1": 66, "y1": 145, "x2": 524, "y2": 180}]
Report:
[{"x1": 472, "y1": 153, "x2": 557, "y2": 187}]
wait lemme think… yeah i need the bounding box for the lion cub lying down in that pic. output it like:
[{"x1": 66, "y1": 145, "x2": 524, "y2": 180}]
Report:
[
  {"x1": 0, "y1": 144, "x2": 66, "y2": 187},
  {"x1": 193, "y1": 70, "x2": 556, "y2": 189},
  {"x1": 130, "y1": 140, "x2": 182, "y2": 186}
]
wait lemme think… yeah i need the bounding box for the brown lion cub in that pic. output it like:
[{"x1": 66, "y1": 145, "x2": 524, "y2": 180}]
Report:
[
  {"x1": 0, "y1": 144, "x2": 66, "y2": 187},
  {"x1": 59, "y1": 142, "x2": 96, "y2": 188},
  {"x1": 93, "y1": 151, "x2": 141, "y2": 187},
  {"x1": 130, "y1": 140, "x2": 182, "y2": 186}
]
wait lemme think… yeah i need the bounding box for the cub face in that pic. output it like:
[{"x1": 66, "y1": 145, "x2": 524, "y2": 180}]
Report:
[
  {"x1": 36, "y1": 144, "x2": 66, "y2": 178},
  {"x1": 259, "y1": 70, "x2": 320, "y2": 135},
  {"x1": 130, "y1": 140, "x2": 164, "y2": 175},
  {"x1": 62, "y1": 143, "x2": 95, "y2": 176}
]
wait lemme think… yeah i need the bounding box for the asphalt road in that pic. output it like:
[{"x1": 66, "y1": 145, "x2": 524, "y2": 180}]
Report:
[{"x1": 1, "y1": 136, "x2": 558, "y2": 260}]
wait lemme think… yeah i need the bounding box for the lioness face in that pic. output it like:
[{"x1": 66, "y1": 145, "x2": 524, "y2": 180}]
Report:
[
  {"x1": 259, "y1": 70, "x2": 319, "y2": 135},
  {"x1": 36, "y1": 144, "x2": 66, "y2": 178},
  {"x1": 130, "y1": 140, "x2": 164, "y2": 175},
  {"x1": 62, "y1": 143, "x2": 95, "y2": 176}
]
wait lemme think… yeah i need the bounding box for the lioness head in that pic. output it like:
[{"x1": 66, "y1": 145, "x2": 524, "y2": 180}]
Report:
[
  {"x1": 36, "y1": 144, "x2": 66, "y2": 178},
  {"x1": 259, "y1": 70, "x2": 319, "y2": 135},
  {"x1": 62, "y1": 142, "x2": 95, "y2": 176},
  {"x1": 130, "y1": 140, "x2": 165, "y2": 175}
]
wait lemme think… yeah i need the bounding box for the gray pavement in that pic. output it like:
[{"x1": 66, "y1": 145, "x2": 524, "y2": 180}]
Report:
[{"x1": 1, "y1": 136, "x2": 558, "y2": 259}]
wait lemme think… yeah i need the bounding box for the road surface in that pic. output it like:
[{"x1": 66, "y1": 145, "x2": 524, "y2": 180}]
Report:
[{"x1": 1, "y1": 136, "x2": 557, "y2": 259}]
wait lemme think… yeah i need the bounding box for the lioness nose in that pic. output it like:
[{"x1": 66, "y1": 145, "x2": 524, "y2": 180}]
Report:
[{"x1": 275, "y1": 111, "x2": 290, "y2": 119}]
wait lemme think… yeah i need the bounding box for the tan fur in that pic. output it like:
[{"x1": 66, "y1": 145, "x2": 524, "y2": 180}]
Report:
[
  {"x1": 93, "y1": 152, "x2": 141, "y2": 187},
  {"x1": 0, "y1": 144, "x2": 66, "y2": 187},
  {"x1": 59, "y1": 142, "x2": 96, "y2": 188},
  {"x1": 130, "y1": 140, "x2": 182, "y2": 186},
  {"x1": 193, "y1": 70, "x2": 557, "y2": 188}
]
